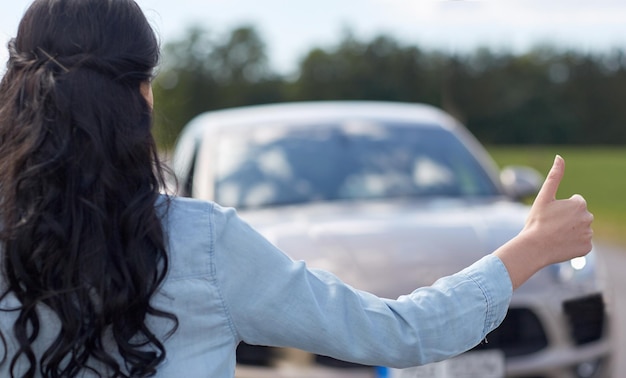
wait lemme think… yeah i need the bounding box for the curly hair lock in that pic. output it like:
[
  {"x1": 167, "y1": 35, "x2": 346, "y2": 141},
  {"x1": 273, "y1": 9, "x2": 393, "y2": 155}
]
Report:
[{"x1": 0, "y1": 1, "x2": 177, "y2": 377}]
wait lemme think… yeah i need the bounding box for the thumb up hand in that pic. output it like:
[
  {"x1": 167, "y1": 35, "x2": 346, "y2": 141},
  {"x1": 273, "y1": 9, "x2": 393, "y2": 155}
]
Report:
[
  {"x1": 494, "y1": 155, "x2": 593, "y2": 289},
  {"x1": 523, "y1": 155, "x2": 594, "y2": 265}
]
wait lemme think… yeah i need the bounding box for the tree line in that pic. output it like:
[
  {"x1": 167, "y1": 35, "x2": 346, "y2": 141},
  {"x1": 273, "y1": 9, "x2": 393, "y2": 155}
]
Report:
[{"x1": 152, "y1": 25, "x2": 626, "y2": 149}]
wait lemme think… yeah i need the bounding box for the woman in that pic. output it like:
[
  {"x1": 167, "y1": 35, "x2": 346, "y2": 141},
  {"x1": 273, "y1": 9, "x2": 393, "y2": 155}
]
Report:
[{"x1": 0, "y1": 0, "x2": 593, "y2": 377}]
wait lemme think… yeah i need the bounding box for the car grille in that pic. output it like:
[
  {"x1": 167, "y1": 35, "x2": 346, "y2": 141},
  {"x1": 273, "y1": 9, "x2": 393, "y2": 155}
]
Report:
[
  {"x1": 472, "y1": 308, "x2": 548, "y2": 357},
  {"x1": 314, "y1": 355, "x2": 371, "y2": 368},
  {"x1": 236, "y1": 343, "x2": 372, "y2": 369},
  {"x1": 562, "y1": 293, "x2": 606, "y2": 345},
  {"x1": 236, "y1": 343, "x2": 276, "y2": 366}
]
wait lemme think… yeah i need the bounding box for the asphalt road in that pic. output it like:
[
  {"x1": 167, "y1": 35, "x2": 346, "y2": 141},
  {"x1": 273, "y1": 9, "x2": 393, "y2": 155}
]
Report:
[{"x1": 596, "y1": 242, "x2": 626, "y2": 376}]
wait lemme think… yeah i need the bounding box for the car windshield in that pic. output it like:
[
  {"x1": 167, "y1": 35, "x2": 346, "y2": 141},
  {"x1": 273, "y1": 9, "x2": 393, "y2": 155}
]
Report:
[{"x1": 213, "y1": 120, "x2": 500, "y2": 208}]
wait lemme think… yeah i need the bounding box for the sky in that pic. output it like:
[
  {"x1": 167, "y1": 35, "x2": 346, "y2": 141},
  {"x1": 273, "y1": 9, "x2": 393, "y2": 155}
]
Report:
[{"x1": 2, "y1": 0, "x2": 626, "y2": 75}]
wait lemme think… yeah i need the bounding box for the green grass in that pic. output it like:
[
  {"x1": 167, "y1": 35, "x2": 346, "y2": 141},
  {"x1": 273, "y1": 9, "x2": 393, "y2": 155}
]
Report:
[{"x1": 487, "y1": 146, "x2": 626, "y2": 247}]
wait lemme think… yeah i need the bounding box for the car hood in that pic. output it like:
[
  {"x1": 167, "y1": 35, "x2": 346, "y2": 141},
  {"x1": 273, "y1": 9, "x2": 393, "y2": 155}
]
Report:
[{"x1": 238, "y1": 197, "x2": 530, "y2": 299}]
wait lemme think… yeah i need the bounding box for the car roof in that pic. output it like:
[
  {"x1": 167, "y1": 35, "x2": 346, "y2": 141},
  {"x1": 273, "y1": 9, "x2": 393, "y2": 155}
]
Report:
[{"x1": 181, "y1": 101, "x2": 462, "y2": 139}]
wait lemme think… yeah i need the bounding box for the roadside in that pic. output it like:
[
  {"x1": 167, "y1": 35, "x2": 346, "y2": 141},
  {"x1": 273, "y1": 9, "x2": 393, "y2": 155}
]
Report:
[{"x1": 595, "y1": 241, "x2": 626, "y2": 376}]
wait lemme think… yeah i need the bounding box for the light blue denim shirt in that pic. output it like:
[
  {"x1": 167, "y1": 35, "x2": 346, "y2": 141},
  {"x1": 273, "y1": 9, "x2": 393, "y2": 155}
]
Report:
[{"x1": 0, "y1": 196, "x2": 512, "y2": 377}]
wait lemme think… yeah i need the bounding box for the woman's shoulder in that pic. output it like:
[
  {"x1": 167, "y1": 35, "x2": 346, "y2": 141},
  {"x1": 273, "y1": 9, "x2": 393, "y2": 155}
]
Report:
[
  {"x1": 158, "y1": 195, "x2": 260, "y2": 280},
  {"x1": 159, "y1": 195, "x2": 241, "y2": 231},
  {"x1": 157, "y1": 195, "x2": 218, "y2": 280}
]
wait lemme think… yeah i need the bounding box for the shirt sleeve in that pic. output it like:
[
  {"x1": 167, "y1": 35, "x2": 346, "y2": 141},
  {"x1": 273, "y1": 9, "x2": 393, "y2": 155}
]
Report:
[{"x1": 210, "y1": 203, "x2": 513, "y2": 368}]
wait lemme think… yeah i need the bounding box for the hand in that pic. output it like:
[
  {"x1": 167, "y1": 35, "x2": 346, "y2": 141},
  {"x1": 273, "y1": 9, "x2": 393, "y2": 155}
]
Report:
[
  {"x1": 522, "y1": 155, "x2": 594, "y2": 265},
  {"x1": 494, "y1": 155, "x2": 594, "y2": 289}
]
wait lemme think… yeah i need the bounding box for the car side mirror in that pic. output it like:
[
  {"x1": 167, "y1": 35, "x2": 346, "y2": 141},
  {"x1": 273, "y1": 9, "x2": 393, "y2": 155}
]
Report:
[{"x1": 500, "y1": 166, "x2": 543, "y2": 201}]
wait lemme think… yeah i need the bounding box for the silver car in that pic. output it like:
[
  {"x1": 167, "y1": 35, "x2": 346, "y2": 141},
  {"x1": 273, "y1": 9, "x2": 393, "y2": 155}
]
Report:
[{"x1": 170, "y1": 101, "x2": 610, "y2": 378}]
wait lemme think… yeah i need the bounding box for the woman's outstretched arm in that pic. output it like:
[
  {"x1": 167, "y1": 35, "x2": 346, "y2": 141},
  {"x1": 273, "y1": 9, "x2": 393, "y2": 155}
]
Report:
[{"x1": 210, "y1": 155, "x2": 593, "y2": 367}]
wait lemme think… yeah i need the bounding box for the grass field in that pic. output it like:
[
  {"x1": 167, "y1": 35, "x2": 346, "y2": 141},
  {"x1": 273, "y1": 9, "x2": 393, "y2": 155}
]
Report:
[{"x1": 487, "y1": 145, "x2": 626, "y2": 248}]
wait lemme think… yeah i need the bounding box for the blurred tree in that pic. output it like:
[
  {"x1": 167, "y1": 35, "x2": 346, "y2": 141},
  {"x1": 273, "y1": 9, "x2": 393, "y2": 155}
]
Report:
[
  {"x1": 152, "y1": 25, "x2": 284, "y2": 149},
  {"x1": 293, "y1": 31, "x2": 443, "y2": 105},
  {"x1": 153, "y1": 24, "x2": 626, "y2": 148},
  {"x1": 450, "y1": 47, "x2": 626, "y2": 145},
  {"x1": 563, "y1": 51, "x2": 626, "y2": 144},
  {"x1": 446, "y1": 47, "x2": 584, "y2": 144},
  {"x1": 152, "y1": 26, "x2": 217, "y2": 149}
]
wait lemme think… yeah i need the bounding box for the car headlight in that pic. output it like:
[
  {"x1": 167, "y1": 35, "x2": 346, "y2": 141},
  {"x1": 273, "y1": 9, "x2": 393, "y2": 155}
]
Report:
[{"x1": 553, "y1": 251, "x2": 597, "y2": 284}]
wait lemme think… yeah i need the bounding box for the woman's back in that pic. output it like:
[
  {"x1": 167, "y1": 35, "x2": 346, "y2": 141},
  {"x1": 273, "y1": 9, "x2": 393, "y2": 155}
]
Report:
[{"x1": 0, "y1": 197, "x2": 236, "y2": 377}]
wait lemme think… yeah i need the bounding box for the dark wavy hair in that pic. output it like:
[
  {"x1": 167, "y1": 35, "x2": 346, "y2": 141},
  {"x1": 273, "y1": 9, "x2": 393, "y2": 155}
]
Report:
[{"x1": 0, "y1": 0, "x2": 177, "y2": 376}]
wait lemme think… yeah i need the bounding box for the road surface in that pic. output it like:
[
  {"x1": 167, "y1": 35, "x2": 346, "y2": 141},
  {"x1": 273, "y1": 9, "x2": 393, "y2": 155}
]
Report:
[{"x1": 596, "y1": 242, "x2": 626, "y2": 376}]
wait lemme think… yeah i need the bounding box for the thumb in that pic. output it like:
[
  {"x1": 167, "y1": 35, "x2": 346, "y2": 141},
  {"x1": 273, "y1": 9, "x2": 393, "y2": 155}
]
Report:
[{"x1": 534, "y1": 155, "x2": 565, "y2": 205}]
